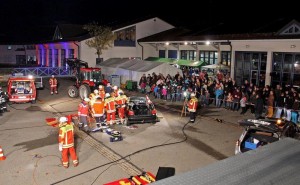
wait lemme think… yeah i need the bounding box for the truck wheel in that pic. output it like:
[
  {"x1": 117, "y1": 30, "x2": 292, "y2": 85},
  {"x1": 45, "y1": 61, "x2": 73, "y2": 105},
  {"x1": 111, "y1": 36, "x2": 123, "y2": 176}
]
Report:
[
  {"x1": 31, "y1": 99, "x2": 36, "y2": 104},
  {"x1": 79, "y1": 84, "x2": 91, "y2": 100},
  {"x1": 68, "y1": 86, "x2": 79, "y2": 98}
]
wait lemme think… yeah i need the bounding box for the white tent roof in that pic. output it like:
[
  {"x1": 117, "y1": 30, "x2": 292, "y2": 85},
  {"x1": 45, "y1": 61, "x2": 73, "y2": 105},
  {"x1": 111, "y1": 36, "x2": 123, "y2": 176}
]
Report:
[{"x1": 98, "y1": 58, "x2": 182, "y2": 84}]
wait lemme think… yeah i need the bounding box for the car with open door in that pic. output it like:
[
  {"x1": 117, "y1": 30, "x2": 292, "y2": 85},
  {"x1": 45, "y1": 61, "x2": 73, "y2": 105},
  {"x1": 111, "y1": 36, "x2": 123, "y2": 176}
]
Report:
[
  {"x1": 125, "y1": 96, "x2": 158, "y2": 125},
  {"x1": 235, "y1": 118, "x2": 300, "y2": 154}
]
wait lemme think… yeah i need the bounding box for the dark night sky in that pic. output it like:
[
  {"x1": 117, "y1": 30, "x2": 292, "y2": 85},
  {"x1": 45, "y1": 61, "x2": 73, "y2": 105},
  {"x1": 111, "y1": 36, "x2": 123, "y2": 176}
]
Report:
[{"x1": 0, "y1": 0, "x2": 299, "y2": 34}]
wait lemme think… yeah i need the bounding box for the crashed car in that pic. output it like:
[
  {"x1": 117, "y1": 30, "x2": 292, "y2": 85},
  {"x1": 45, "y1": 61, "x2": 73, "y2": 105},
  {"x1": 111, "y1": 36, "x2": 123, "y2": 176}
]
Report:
[
  {"x1": 126, "y1": 96, "x2": 158, "y2": 125},
  {"x1": 235, "y1": 118, "x2": 300, "y2": 154}
]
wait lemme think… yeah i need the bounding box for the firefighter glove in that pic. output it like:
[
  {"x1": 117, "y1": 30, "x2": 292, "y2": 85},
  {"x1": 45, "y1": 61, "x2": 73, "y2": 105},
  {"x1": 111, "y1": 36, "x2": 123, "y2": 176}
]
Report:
[{"x1": 59, "y1": 143, "x2": 63, "y2": 151}]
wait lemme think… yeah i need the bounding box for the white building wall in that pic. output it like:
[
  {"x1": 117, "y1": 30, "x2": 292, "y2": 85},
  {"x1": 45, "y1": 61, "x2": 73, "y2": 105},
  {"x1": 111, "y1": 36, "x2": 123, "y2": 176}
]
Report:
[{"x1": 80, "y1": 17, "x2": 174, "y2": 67}]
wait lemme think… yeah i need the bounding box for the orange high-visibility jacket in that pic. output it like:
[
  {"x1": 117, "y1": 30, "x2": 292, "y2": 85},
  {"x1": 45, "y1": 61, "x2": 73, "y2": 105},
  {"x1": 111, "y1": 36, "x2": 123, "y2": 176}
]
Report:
[
  {"x1": 93, "y1": 99, "x2": 105, "y2": 116},
  {"x1": 49, "y1": 78, "x2": 58, "y2": 87},
  {"x1": 59, "y1": 124, "x2": 74, "y2": 148},
  {"x1": 188, "y1": 97, "x2": 198, "y2": 112},
  {"x1": 105, "y1": 97, "x2": 116, "y2": 113},
  {"x1": 78, "y1": 102, "x2": 89, "y2": 116}
]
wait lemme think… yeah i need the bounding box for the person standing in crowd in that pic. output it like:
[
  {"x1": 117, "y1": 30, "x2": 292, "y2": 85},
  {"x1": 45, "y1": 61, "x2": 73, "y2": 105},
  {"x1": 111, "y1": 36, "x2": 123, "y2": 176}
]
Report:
[
  {"x1": 78, "y1": 98, "x2": 90, "y2": 132},
  {"x1": 98, "y1": 85, "x2": 106, "y2": 100},
  {"x1": 266, "y1": 90, "x2": 275, "y2": 118},
  {"x1": 187, "y1": 93, "x2": 198, "y2": 123},
  {"x1": 49, "y1": 75, "x2": 58, "y2": 95},
  {"x1": 240, "y1": 93, "x2": 247, "y2": 115},
  {"x1": 58, "y1": 116, "x2": 78, "y2": 168},
  {"x1": 255, "y1": 94, "x2": 264, "y2": 119}
]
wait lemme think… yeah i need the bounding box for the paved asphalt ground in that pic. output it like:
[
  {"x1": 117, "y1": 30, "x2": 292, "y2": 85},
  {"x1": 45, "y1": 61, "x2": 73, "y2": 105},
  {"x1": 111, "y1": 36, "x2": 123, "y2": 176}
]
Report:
[{"x1": 0, "y1": 77, "x2": 253, "y2": 185}]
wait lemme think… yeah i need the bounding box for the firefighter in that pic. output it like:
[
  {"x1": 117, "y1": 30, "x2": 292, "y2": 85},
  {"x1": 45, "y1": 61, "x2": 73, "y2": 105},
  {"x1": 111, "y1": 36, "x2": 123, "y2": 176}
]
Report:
[
  {"x1": 49, "y1": 75, "x2": 58, "y2": 95},
  {"x1": 92, "y1": 96, "x2": 105, "y2": 127},
  {"x1": 78, "y1": 98, "x2": 90, "y2": 132},
  {"x1": 187, "y1": 93, "x2": 198, "y2": 123},
  {"x1": 113, "y1": 85, "x2": 119, "y2": 97},
  {"x1": 104, "y1": 93, "x2": 116, "y2": 125},
  {"x1": 115, "y1": 90, "x2": 128, "y2": 124},
  {"x1": 98, "y1": 85, "x2": 106, "y2": 100},
  {"x1": 89, "y1": 89, "x2": 99, "y2": 106},
  {"x1": 58, "y1": 116, "x2": 78, "y2": 168}
]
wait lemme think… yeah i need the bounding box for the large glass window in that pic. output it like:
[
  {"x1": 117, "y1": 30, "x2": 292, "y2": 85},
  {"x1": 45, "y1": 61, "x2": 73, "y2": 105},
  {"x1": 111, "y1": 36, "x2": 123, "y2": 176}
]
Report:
[
  {"x1": 61, "y1": 49, "x2": 66, "y2": 67},
  {"x1": 49, "y1": 49, "x2": 52, "y2": 67},
  {"x1": 235, "y1": 52, "x2": 267, "y2": 86},
  {"x1": 168, "y1": 50, "x2": 177, "y2": 59},
  {"x1": 180, "y1": 50, "x2": 196, "y2": 60},
  {"x1": 199, "y1": 51, "x2": 218, "y2": 64},
  {"x1": 114, "y1": 26, "x2": 136, "y2": 47},
  {"x1": 159, "y1": 50, "x2": 165, "y2": 58},
  {"x1": 272, "y1": 53, "x2": 300, "y2": 87}
]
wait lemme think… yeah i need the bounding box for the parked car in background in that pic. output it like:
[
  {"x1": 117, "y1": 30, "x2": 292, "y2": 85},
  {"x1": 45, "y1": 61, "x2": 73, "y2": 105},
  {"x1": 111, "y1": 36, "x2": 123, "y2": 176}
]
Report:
[
  {"x1": 126, "y1": 96, "x2": 158, "y2": 125},
  {"x1": 235, "y1": 118, "x2": 300, "y2": 154}
]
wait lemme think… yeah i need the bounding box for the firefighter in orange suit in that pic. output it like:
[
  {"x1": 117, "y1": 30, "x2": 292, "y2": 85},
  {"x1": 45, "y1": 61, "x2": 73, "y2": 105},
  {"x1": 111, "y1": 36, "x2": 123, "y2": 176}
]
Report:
[
  {"x1": 104, "y1": 93, "x2": 116, "y2": 125},
  {"x1": 49, "y1": 75, "x2": 58, "y2": 95},
  {"x1": 92, "y1": 96, "x2": 105, "y2": 127},
  {"x1": 115, "y1": 90, "x2": 128, "y2": 124},
  {"x1": 98, "y1": 85, "x2": 106, "y2": 100},
  {"x1": 78, "y1": 98, "x2": 90, "y2": 132},
  {"x1": 113, "y1": 85, "x2": 119, "y2": 97},
  {"x1": 58, "y1": 117, "x2": 78, "y2": 168},
  {"x1": 187, "y1": 93, "x2": 198, "y2": 123}
]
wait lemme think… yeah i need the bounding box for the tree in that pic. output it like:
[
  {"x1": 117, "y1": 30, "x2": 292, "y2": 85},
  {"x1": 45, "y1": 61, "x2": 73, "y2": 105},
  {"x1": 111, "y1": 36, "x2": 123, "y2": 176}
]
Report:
[{"x1": 83, "y1": 22, "x2": 116, "y2": 59}]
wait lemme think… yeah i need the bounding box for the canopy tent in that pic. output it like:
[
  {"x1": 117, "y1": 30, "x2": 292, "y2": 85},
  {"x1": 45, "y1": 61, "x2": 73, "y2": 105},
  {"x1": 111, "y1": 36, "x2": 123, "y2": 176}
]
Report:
[
  {"x1": 201, "y1": 64, "x2": 230, "y2": 70},
  {"x1": 97, "y1": 58, "x2": 182, "y2": 84},
  {"x1": 175, "y1": 60, "x2": 208, "y2": 67}
]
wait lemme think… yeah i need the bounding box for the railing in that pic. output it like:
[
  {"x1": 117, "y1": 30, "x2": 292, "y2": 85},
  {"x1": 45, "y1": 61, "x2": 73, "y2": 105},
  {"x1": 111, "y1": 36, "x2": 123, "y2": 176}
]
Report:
[{"x1": 0, "y1": 67, "x2": 72, "y2": 77}]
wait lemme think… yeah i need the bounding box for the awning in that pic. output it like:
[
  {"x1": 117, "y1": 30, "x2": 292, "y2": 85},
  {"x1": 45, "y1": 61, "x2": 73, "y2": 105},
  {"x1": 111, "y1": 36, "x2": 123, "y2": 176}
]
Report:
[
  {"x1": 202, "y1": 64, "x2": 230, "y2": 70},
  {"x1": 175, "y1": 60, "x2": 208, "y2": 67}
]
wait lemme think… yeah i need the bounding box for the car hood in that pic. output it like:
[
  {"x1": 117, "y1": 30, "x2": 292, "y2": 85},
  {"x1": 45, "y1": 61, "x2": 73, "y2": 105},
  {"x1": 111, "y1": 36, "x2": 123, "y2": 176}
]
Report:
[{"x1": 238, "y1": 119, "x2": 280, "y2": 132}]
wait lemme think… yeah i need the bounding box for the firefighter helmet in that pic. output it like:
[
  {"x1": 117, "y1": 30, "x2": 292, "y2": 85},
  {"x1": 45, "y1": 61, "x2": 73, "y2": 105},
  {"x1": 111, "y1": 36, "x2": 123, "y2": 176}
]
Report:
[
  {"x1": 191, "y1": 93, "x2": 196, "y2": 97},
  {"x1": 113, "y1": 85, "x2": 118, "y2": 90},
  {"x1": 84, "y1": 97, "x2": 90, "y2": 102},
  {"x1": 94, "y1": 89, "x2": 99, "y2": 94},
  {"x1": 99, "y1": 85, "x2": 103, "y2": 89},
  {"x1": 105, "y1": 93, "x2": 110, "y2": 98},
  {"x1": 59, "y1": 117, "x2": 68, "y2": 127},
  {"x1": 118, "y1": 90, "x2": 124, "y2": 95}
]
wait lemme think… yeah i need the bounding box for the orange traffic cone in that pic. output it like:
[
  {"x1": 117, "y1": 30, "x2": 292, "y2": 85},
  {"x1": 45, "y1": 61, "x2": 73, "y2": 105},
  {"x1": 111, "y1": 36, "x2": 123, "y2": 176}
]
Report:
[{"x1": 0, "y1": 146, "x2": 6, "y2": 160}]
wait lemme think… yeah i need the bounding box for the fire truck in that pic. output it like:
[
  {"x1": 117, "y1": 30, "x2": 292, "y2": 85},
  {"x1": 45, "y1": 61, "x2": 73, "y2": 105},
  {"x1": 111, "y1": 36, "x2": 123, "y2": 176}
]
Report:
[
  {"x1": 66, "y1": 58, "x2": 108, "y2": 99},
  {"x1": 7, "y1": 74, "x2": 43, "y2": 104}
]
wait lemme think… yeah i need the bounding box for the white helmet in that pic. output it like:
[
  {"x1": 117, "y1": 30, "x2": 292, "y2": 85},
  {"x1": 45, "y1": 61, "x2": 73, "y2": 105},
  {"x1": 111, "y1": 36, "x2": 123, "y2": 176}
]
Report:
[
  {"x1": 84, "y1": 97, "x2": 90, "y2": 102},
  {"x1": 191, "y1": 93, "x2": 196, "y2": 97},
  {"x1": 105, "y1": 93, "x2": 110, "y2": 98},
  {"x1": 59, "y1": 117, "x2": 68, "y2": 123},
  {"x1": 113, "y1": 85, "x2": 118, "y2": 90},
  {"x1": 99, "y1": 85, "x2": 103, "y2": 89},
  {"x1": 94, "y1": 89, "x2": 99, "y2": 94},
  {"x1": 118, "y1": 90, "x2": 124, "y2": 95}
]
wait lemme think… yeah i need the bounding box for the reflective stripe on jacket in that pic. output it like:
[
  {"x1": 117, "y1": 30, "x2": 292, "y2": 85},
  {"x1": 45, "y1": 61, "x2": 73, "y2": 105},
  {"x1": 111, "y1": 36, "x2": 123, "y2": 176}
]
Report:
[
  {"x1": 188, "y1": 97, "x2": 198, "y2": 112},
  {"x1": 59, "y1": 124, "x2": 74, "y2": 148},
  {"x1": 105, "y1": 97, "x2": 116, "y2": 113}
]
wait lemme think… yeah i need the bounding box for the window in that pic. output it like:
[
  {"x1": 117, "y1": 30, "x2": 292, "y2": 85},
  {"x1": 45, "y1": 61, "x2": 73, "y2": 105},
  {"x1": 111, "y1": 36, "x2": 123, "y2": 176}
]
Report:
[
  {"x1": 221, "y1": 51, "x2": 231, "y2": 65},
  {"x1": 61, "y1": 49, "x2": 66, "y2": 67},
  {"x1": 168, "y1": 50, "x2": 177, "y2": 59},
  {"x1": 49, "y1": 49, "x2": 52, "y2": 67},
  {"x1": 181, "y1": 50, "x2": 196, "y2": 60},
  {"x1": 68, "y1": 49, "x2": 74, "y2": 58},
  {"x1": 199, "y1": 51, "x2": 218, "y2": 64},
  {"x1": 159, "y1": 50, "x2": 165, "y2": 58},
  {"x1": 26, "y1": 45, "x2": 35, "y2": 50},
  {"x1": 114, "y1": 26, "x2": 136, "y2": 47},
  {"x1": 54, "y1": 49, "x2": 58, "y2": 67}
]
